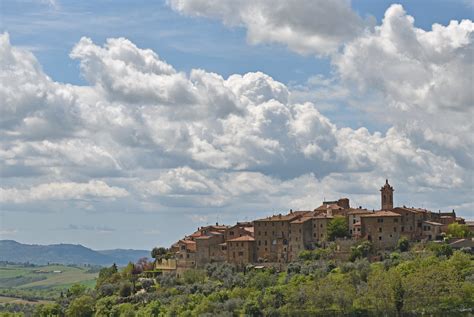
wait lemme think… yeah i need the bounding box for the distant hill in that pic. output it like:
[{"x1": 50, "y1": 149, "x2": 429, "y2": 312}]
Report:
[{"x1": 0, "y1": 240, "x2": 150, "y2": 266}]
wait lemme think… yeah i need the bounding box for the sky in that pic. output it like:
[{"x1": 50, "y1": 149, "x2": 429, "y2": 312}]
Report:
[{"x1": 0, "y1": 0, "x2": 473, "y2": 250}]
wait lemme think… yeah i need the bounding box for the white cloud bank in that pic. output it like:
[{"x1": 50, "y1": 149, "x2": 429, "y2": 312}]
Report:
[
  {"x1": 168, "y1": 0, "x2": 368, "y2": 55},
  {"x1": 0, "y1": 3, "x2": 472, "y2": 218}
]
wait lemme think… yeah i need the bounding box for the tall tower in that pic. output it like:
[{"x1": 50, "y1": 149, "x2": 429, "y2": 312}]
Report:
[{"x1": 380, "y1": 179, "x2": 394, "y2": 210}]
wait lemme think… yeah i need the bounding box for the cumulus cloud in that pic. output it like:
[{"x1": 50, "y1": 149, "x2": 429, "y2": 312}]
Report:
[
  {"x1": 0, "y1": 180, "x2": 129, "y2": 203},
  {"x1": 0, "y1": 22, "x2": 471, "y2": 218},
  {"x1": 168, "y1": 0, "x2": 368, "y2": 55},
  {"x1": 333, "y1": 4, "x2": 474, "y2": 180}
]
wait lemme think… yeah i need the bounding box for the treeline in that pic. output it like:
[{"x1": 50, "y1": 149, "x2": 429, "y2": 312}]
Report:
[{"x1": 1, "y1": 242, "x2": 473, "y2": 316}]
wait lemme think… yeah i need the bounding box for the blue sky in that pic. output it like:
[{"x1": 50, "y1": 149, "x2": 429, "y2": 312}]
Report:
[{"x1": 1, "y1": 0, "x2": 473, "y2": 249}]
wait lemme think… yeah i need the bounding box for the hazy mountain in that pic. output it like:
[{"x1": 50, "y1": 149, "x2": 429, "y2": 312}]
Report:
[{"x1": 0, "y1": 240, "x2": 150, "y2": 266}]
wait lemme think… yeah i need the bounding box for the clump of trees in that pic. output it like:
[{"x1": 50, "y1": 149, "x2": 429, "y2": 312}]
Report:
[
  {"x1": 327, "y1": 216, "x2": 350, "y2": 240},
  {"x1": 1, "y1": 245, "x2": 472, "y2": 316}
]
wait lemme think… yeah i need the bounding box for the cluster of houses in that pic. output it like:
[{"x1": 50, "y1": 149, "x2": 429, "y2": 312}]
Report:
[{"x1": 156, "y1": 180, "x2": 472, "y2": 274}]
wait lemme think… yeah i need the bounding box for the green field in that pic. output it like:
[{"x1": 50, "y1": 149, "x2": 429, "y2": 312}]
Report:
[{"x1": 0, "y1": 264, "x2": 98, "y2": 302}]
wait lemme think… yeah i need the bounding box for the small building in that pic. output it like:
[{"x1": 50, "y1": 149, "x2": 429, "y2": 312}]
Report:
[
  {"x1": 348, "y1": 208, "x2": 372, "y2": 238},
  {"x1": 422, "y1": 221, "x2": 443, "y2": 240},
  {"x1": 312, "y1": 214, "x2": 333, "y2": 243},
  {"x1": 227, "y1": 235, "x2": 256, "y2": 266},
  {"x1": 288, "y1": 215, "x2": 313, "y2": 261},
  {"x1": 360, "y1": 211, "x2": 401, "y2": 250}
]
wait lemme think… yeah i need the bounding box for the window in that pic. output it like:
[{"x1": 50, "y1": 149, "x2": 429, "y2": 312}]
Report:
[
  {"x1": 187, "y1": 254, "x2": 190, "y2": 258},
  {"x1": 230, "y1": 231, "x2": 234, "y2": 235},
  {"x1": 241, "y1": 242, "x2": 244, "y2": 247},
  {"x1": 379, "y1": 227, "x2": 382, "y2": 233},
  {"x1": 378, "y1": 218, "x2": 384, "y2": 223},
  {"x1": 238, "y1": 251, "x2": 243, "y2": 256},
  {"x1": 233, "y1": 252, "x2": 235, "y2": 258},
  {"x1": 394, "y1": 218, "x2": 398, "y2": 223},
  {"x1": 265, "y1": 248, "x2": 267, "y2": 251},
  {"x1": 257, "y1": 231, "x2": 260, "y2": 236},
  {"x1": 313, "y1": 233, "x2": 316, "y2": 237},
  {"x1": 394, "y1": 227, "x2": 397, "y2": 232},
  {"x1": 320, "y1": 224, "x2": 323, "y2": 228},
  {"x1": 265, "y1": 240, "x2": 267, "y2": 246},
  {"x1": 264, "y1": 231, "x2": 267, "y2": 236},
  {"x1": 379, "y1": 236, "x2": 382, "y2": 240},
  {"x1": 321, "y1": 234, "x2": 323, "y2": 237},
  {"x1": 350, "y1": 229, "x2": 352, "y2": 234},
  {"x1": 258, "y1": 241, "x2": 261, "y2": 246},
  {"x1": 401, "y1": 226, "x2": 404, "y2": 232}
]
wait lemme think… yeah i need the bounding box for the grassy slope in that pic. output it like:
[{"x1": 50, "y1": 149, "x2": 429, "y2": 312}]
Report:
[{"x1": 0, "y1": 264, "x2": 98, "y2": 293}]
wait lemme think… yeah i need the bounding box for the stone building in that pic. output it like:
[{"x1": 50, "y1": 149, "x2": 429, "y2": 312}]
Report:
[
  {"x1": 312, "y1": 214, "x2": 333, "y2": 242},
  {"x1": 288, "y1": 215, "x2": 313, "y2": 261},
  {"x1": 226, "y1": 235, "x2": 256, "y2": 266},
  {"x1": 391, "y1": 207, "x2": 430, "y2": 240},
  {"x1": 253, "y1": 211, "x2": 309, "y2": 262},
  {"x1": 422, "y1": 221, "x2": 443, "y2": 240},
  {"x1": 172, "y1": 239, "x2": 197, "y2": 274},
  {"x1": 348, "y1": 208, "x2": 372, "y2": 238},
  {"x1": 380, "y1": 179, "x2": 394, "y2": 210},
  {"x1": 225, "y1": 222, "x2": 254, "y2": 241},
  {"x1": 360, "y1": 211, "x2": 401, "y2": 250}
]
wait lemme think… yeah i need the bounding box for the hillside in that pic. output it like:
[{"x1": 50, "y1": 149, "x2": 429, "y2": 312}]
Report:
[{"x1": 0, "y1": 240, "x2": 149, "y2": 266}]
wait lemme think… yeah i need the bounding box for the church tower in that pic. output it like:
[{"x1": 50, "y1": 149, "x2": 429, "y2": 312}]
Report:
[{"x1": 380, "y1": 179, "x2": 394, "y2": 210}]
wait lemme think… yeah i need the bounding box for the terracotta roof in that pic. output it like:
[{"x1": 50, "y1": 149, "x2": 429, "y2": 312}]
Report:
[
  {"x1": 347, "y1": 209, "x2": 372, "y2": 215},
  {"x1": 353, "y1": 221, "x2": 361, "y2": 226},
  {"x1": 178, "y1": 239, "x2": 196, "y2": 251},
  {"x1": 315, "y1": 203, "x2": 342, "y2": 211},
  {"x1": 394, "y1": 207, "x2": 429, "y2": 213},
  {"x1": 290, "y1": 216, "x2": 313, "y2": 224},
  {"x1": 423, "y1": 221, "x2": 443, "y2": 226},
  {"x1": 254, "y1": 210, "x2": 310, "y2": 222},
  {"x1": 227, "y1": 235, "x2": 255, "y2": 242},
  {"x1": 244, "y1": 227, "x2": 254, "y2": 233},
  {"x1": 314, "y1": 214, "x2": 334, "y2": 219},
  {"x1": 360, "y1": 211, "x2": 401, "y2": 217}
]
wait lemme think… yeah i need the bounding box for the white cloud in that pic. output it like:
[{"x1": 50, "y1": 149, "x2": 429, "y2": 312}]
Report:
[
  {"x1": 0, "y1": 180, "x2": 129, "y2": 203},
  {"x1": 0, "y1": 27, "x2": 471, "y2": 218},
  {"x1": 168, "y1": 0, "x2": 368, "y2": 55}
]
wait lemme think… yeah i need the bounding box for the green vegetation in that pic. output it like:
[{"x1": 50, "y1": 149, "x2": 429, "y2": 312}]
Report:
[
  {"x1": 327, "y1": 216, "x2": 350, "y2": 241},
  {"x1": 447, "y1": 223, "x2": 472, "y2": 238},
  {"x1": 1, "y1": 244, "x2": 472, "y2": 316},
  {"x1": 0, "y1": 264, "x2": 98, "y2": 305}
]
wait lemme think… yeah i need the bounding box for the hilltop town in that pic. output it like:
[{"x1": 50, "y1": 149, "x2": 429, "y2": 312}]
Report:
[{"x1": 156, "y1": 180, "x2": 473, "y2": 274}]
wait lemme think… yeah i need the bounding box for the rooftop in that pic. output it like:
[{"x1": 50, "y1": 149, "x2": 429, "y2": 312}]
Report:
[
  {"x1": 361, "y1": 211, "x2": 401, "y2": 218},
  {"x1": 254, "y1": 210, "x2": 310, "y2": 222},
  {"x1": 227, "y1": 235, "x2": 255, "y2": 242},
  {"x1": 423, "y1": 221, "x2": 443, "y2": 226},
  {"x1": 290, "y1": 216, "x2": 313, "y2": 224}
]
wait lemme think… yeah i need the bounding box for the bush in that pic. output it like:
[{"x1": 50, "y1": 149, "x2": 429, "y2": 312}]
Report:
[
  {"x1": 397, "y1": 237, "x2": 410, "y2": 252},
  {"x1": 119, "y1": 282, "x2": 133, "y2": 297}
]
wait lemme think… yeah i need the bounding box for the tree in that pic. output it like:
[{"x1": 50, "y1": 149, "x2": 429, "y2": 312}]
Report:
[
  {"x1": 447, "y1": 223, "x2": 470, "y2": 238},
  {"x1": 327, "y1": 216, "x2": 349, "y2": 241},
  {"x1": 67, "y1": 283, "x2": 87, "y2": 298},
  {"x1": 350, "y1": 241, "x2": 373, "y2": 261},
  {"x1": 151, "y1": 247, "x2": 170, "y2": 260},
  {"x1": 429, "y1": 243, "x2": 453, "y2": 258},
  {"x1": 36, "y1": 303, "x2": 61, "y2": 317},
  {"x1": 66, "y1": 295, "x2": 95, "y2": 317},
  {"x1": 397, "y1": 237, "x2": 410, "y2": 252}
]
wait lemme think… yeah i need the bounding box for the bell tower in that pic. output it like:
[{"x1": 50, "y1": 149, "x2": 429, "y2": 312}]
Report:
[{"x1": 380, "y1": 179, "x2": 394, "y2": 210}]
